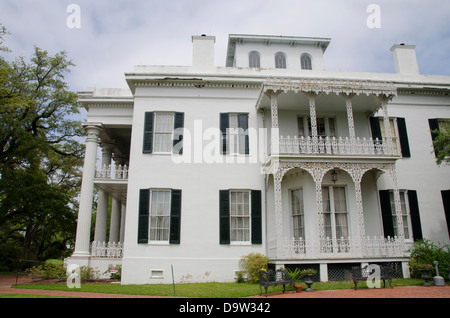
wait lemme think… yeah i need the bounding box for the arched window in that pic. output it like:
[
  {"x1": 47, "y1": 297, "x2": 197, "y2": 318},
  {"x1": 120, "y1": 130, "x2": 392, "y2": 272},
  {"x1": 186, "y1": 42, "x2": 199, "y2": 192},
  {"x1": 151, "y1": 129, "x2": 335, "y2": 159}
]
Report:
[
  {"x1": 275, "y1": 52, "x2": 286, "y2": 69},
  {"x1": 249, "y1": 51, "x2": 260, "y2": 68},
  {"x1": 301, "y1": 54, "x2": 312, "y2": 70}
]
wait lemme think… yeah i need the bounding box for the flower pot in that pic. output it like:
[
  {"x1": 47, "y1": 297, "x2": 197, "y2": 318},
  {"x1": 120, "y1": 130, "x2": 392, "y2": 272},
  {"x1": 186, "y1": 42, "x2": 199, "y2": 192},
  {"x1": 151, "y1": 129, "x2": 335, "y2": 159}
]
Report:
[
  {"x1": 303, "y1": 274, "x2": 314, "y2": 292},
  {"x1": 420, "y1": 269, "x2": 431, "y2": 287},
  {"x1": 295, "y1": 285, "x2": 302, "y2": 293}
]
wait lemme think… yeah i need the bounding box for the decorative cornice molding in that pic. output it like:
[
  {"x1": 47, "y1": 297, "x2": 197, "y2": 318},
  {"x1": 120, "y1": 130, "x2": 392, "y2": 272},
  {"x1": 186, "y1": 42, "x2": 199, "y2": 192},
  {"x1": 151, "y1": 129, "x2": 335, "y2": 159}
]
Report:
[
  {"x1": 263, "y1": 78, "x2": 398, "y2": 97},
  {"x1": 134, "y1": 81, "x2": 261, "y2": 90},
  {"x1": 397, "y1": 88, "x2": 450, "y2": 96}
]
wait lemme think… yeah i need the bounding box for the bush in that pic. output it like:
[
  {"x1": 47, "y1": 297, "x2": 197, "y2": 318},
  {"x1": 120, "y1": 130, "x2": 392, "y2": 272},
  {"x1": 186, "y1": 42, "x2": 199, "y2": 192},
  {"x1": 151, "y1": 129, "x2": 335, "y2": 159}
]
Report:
[
  {"x1": 408, "y1": 239, "x2": 450, "y2": 280},
  {"x1": 25, "y1": 263, "x2": 66, "y2": 281},
  {"x1": 239, "y1": 253, "x2": 269, "y2": 283}
]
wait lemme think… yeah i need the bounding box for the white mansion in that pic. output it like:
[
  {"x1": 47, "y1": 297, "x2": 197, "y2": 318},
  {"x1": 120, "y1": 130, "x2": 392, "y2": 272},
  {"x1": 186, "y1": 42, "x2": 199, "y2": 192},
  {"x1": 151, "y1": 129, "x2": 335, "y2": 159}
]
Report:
[{"x1": 67, "y1": 34, "x2": 450, "y2": 284}]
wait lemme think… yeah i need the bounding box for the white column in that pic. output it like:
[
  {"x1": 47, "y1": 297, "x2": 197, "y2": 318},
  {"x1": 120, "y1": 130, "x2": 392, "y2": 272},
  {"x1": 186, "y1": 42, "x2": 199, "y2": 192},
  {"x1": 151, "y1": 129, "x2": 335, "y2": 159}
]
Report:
[
  {"x1": 109, "y1": 198, "x2": 121, "y2": 243},
  {"x1": 273, "y1": 170, "x2": 283, "y2": 259},
  {"x1": 268, "y1": 90, "x2": 280, "y2": 156},
  {"x1": 120, "y1": 202, "x2": 126, "y2": 243},
  {"x1": 306, "y1": 92, "x2": 318, "y2": 153},
  {"x1": 344, "y1": 93, "x2": 356, "y2": 153},
  {"x1": 72, "y1": 123, "x2": 103, "y2": 258},
  {"x1": 380, "y1": 96, "x2": 394, "y2": 155},
  {"x1": 94, "y1": 142, "x2": 114, "y2": 242}
]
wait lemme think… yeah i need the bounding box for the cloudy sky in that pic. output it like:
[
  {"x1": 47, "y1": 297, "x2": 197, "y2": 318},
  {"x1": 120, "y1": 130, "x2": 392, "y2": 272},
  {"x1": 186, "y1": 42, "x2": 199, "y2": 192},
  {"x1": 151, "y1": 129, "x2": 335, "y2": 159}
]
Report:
[{"x1": 1, "y1": 0, "x2": 450, "y2": 93}]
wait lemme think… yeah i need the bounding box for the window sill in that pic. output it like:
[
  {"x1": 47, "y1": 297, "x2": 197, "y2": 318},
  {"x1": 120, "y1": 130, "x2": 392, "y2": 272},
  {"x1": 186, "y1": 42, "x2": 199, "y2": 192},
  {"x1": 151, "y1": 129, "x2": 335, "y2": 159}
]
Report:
[{"x1": 230, "y1": 242, "x2": 252, "y2": 246}]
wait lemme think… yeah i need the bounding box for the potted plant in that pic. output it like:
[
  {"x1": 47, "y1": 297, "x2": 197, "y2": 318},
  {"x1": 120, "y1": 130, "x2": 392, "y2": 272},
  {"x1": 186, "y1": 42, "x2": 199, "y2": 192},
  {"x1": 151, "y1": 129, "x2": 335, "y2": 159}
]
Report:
[
  {"x1": 301, "y1": 268, "x2": 317, "y2": 292},
  {"x1": 417, "y1": 264, "x2": 432, "y2": 286},
  {"x1": 286, "y1": 268, "x2": 303, "y2": 293}
]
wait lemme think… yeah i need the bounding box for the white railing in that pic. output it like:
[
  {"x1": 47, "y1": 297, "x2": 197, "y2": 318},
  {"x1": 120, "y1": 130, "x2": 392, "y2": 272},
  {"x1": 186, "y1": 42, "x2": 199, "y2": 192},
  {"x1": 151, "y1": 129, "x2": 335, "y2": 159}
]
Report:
[
  {"x1": 91, "y1": 241, "x2": 123, "y2": 258},
  {"x1": 282, "y1": 236, "x2": 406, "y2": 259},
  {"x1": 271, "y1": 136, "x2": 393, "y2": 157},
  {"x1": 95, "y1": 164, "x2": 128, "y2": 180}
]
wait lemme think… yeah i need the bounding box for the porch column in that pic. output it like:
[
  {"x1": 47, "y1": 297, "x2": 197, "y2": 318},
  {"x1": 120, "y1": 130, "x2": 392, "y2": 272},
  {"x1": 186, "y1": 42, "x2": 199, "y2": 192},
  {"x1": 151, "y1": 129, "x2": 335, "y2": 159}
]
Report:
[
  {"x1": 268, "y1": 90, "x2": 280, "y2": 156},
  {"x1": 120, "y1": 202, "x2": 126, "y2": 243},
  {"x1": 72, "y1": 123, "x2": 103, "y2": 258},
  {"x1": 94, "y1": 142, "x2": 114, "y2": 242},
  {"x1": 380, "y1": 96, "x2": 394, "y2": 155},
  {"x1": 109, "y1": 198, "x2": 121, "y2": 243},
  {"x1": 273, "y1": 170, "x2": 284, "y2": 259},
  {"x1": 343, "y1": 93, "x2": 356, "y2": 152},
  {"x1": 306, "y1": 92, "x2": 318, "y2": 153},
  {"x1": 389, "y1": 166, "x2": 405, "y2": 239}
]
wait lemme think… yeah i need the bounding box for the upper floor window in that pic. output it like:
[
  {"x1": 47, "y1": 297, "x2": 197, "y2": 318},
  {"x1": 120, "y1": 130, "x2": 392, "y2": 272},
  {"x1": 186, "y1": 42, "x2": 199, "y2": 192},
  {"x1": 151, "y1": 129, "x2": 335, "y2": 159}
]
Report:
[
  {"x1": 301, "y1": 54, "x2": 312, "y2": 70},
  {"x1": 275, "y1": 52, "x2": 287, "y2": 69},
  {"x1": 249, "y1": 51, "x2": 260, "y2": 68},
  {"x1": 142, "y1": 111, "x2": 185, "y2": 154}
]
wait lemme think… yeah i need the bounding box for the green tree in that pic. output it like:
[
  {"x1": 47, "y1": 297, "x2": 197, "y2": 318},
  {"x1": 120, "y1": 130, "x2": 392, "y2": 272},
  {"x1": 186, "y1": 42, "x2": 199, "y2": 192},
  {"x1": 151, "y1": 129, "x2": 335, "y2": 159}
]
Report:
[
  {"x1": 0, "y1": 25, "x2": 83, "y2": 267},
  {"x1": 432, "y1": 119, "x2": 450, "y2": 164}
]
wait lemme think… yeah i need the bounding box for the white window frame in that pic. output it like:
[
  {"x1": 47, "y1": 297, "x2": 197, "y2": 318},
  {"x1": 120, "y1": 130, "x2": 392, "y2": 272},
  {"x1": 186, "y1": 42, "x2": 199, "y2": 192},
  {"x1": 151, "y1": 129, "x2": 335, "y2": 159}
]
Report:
[
  {"x1": 290, "y1": 188, "x2": 305, "y2": 240},
  {"x1": 298, "y1": 116, "x2": 337, "y2": 137},
  {"x1": 275, "y1": 52, "x2": 287, "y2": 69},
  {"x1": 379, "y1": 117, "x2": 400, "y2": 156},
  {"x1": 228, "y1": 113, "x2": 248, "y2": 155},
  {"x1": 301, "y1": 54, "x2": 312, "y2": 70},
  {"x1": 229, "y1": 190, "x2": 251, "y2": 245},
  {"x1": 153, "y1": 112, "x2": 174, "y2": 154},
  {"x1": 322, "y1": 185, "x2": 349, "y2": 242},
  {"x1": 148, "y1": 189, "x2": 172, "y2": 244},
  {"x1": 249, "y1": 51, "x2": 261, "y2": 68},
  {"x1": 389, "y1": 190, "x2": 413, "y2": 241}
]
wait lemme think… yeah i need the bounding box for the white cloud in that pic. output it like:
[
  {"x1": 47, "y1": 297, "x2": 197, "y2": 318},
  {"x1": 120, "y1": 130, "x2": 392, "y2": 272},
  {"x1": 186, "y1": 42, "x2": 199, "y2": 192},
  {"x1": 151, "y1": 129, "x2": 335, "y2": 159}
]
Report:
[{"x1": 1, "y1": 0, "x2": 449, "y2": 92}]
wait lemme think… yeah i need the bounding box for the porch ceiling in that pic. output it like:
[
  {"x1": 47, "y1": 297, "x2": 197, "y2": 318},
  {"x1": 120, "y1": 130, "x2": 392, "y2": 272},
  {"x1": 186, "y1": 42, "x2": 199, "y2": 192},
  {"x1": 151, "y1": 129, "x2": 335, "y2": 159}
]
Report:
[{"x1": 94, "y1": 180, "x2": 127, "y2": 202}]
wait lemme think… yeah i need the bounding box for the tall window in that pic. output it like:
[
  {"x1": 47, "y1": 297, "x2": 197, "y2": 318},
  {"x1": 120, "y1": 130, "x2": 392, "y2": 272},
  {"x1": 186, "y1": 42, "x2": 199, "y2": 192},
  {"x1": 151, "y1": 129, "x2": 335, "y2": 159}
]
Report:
[
  {"x1": 322, "y1": 186, "x2": 349, "y2": 248},
  {"x1": 389, "y1": 191, "x2": 411, "y2": 240},
  {"x1": 149, "y1": 190, "x2": 171, "y2": 242},
  {"x1": 220, "y1": 113, "x2": 249, "y2": 155},
  {"x1": 154, "y1": 113, "x2": 174, "y2": 153},
  {"x1": 230, "y1": 191, "x2": 251, "y2": 243},
  {"x1": 298, "y1": 116, "x2": 336, "y2": 137},
  {"x1": 291, "y1": 189, "x2": 305, "y2": 239},
  {"x1": 275, "y1": 52, "x2": 287, "y2": 69},
  {"x1": 249, "y1": 51, "x2": 260, "y2": 68},
  {"x1": 301, "y1": 54, "x2": 312, "y2": 70}
]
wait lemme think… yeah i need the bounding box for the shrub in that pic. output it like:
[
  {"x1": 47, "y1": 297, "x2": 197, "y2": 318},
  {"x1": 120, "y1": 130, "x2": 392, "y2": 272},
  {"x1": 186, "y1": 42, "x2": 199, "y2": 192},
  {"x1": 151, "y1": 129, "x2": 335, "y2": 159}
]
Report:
[
  {"x1": 408, "y1": 239, "x2": 450, "y2": 279},
  {"x1": 25, "y1": 263, "x2": 66, "y2": 281},
  {"x1": 239, "y1": 253, "x2": 270, "y2": 283}
]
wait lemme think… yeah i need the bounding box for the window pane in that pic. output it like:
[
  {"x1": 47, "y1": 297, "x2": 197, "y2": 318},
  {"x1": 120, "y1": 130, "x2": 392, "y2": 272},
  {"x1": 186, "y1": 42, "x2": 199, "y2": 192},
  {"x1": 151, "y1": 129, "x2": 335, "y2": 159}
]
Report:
[
  {"x1": 301, "y1": 55, "x2": 312, "y2": 70},
  {"x1": 150, "y1": 190, "x2": 171, "y2": 241},
  {"x1": 291, "y1": 189, "x2": 304, "y2": 239},
  {"x1": 230, "y1": 191, "x2": 250, "y2": 242},
  {"x1": 154, "y1": 113, "x2": 174, "y2": 153},
  {"x1": 275, "y1": 53, "x2": 286, "y2": 69},
  {"x1": 249, "y1": 51, "x2": 260, "y2": 68}
]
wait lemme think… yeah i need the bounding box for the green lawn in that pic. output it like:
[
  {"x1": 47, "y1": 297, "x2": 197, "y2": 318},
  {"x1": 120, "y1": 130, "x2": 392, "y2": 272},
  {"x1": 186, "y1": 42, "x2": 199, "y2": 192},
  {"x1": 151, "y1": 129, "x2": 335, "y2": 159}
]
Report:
[{"x1": 11, "y1": 278, "x2": 426, "y2": 298}]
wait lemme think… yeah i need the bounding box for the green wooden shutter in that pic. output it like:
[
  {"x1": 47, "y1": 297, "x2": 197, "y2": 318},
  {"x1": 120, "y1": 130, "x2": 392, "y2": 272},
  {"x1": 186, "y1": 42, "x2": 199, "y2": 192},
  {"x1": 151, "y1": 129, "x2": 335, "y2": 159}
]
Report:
[
  {"x1": 407, "y1": 190, "x2": 422, "y2": 241},
  {"x1": 441, "y1": 190, "x2": 450, "y2": 238},
  {"x1": 369, "y1": 117, "x2": 382, "y2": 142},
  {"x1": 138, "y1": 189, "x2": 150, "y2": 244},
  {"x1": 397, "y1": 117, "x2": 411, "y2": 158},
  {"x1": 219, "y1": 190, "x2": 230, "y2": 244},
  {"x1": 143, "y1": 112, "x2": 154, "y2": 153},
  {"x1": 173, "y1": 113, "x2": 185, "y2": 155},
  {"x1": 169, "y1": 189, "x2": 182, "y2": 244},
  {"x1": 428, "y1": 119, "x2": 440, "y2": 157},
  {"x1": 379, "y1": 190, "x2": 395, "y2": 238},
  {"x1": 251, "y1": 190, "x2": 262, "y2": 244},
  {"x1": 238, "y1": 113, "x2": 249, "y2": 155},
  {"x1": 220, "y1": 113, "x2": 229, "y2": 155}
]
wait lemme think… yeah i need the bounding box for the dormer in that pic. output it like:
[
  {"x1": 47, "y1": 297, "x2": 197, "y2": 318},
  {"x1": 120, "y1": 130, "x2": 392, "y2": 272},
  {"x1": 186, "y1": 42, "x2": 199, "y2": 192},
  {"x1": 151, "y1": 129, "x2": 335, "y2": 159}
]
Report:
[{"x1": 225, "y1": 34, "x2": 330, "y2": 71}]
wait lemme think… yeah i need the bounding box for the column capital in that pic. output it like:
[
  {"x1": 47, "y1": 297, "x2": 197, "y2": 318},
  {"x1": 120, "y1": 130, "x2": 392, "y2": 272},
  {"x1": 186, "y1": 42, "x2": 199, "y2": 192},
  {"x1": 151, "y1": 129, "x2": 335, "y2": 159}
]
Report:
[{"x1": 82, "y1": 123, "x2": 103, "y2": 142}]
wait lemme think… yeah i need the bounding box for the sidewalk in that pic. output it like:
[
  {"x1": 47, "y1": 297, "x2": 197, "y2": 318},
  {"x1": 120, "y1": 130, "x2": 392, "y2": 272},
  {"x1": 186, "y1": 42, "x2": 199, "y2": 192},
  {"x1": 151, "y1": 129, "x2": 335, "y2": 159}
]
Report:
[{"x1": 1, "y1": 274, "x2": 449, "y2": 298}]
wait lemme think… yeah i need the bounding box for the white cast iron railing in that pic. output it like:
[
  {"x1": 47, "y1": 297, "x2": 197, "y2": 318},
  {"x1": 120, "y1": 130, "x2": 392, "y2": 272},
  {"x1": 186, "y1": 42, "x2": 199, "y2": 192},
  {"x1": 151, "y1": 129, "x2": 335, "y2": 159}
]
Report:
[
  {"x1": 282, "y1": 236, "x2": 406, "y2": 259},
  {"x1": 271, "y1": 136, "x2": 393, "y2": 157},
  {"x1": 95, "y1": 164, "x2": 128, "y2": 180},
  {"x1": 91, "y1": 241, "x2": 123, "y2": 258}
]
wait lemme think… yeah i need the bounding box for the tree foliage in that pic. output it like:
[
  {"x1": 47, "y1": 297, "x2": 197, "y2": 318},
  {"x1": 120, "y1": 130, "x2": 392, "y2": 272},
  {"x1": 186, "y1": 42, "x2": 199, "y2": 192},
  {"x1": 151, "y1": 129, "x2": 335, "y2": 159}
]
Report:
[
  {"x1": 432, "y1": 119, "x2": 450, "y2": 164},
  {"x1": 0, "y1": 25, "x2": 84, "y2": 268}
]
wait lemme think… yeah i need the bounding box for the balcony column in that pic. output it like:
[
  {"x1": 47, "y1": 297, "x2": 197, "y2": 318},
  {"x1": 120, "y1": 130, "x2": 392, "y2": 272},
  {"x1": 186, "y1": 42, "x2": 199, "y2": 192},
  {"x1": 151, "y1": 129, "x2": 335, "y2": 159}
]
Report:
[
  {"x1": 268, "y1": 90, "x2": 281, "y2": 156},
  {"x1": 388, "y1": 166, "x2": 405, "y2": 239},
  {"x1": 380, "y1": 95, "x2": 394, "y2": 155},
  {"x1": 120, "y1": 202, "x2": 126, "y2": 243},
  {"x1": 305, "y1": 92, "x2": 318, "y2": 153},
  {"x1": 109, "y1": 198, "x2": 121, "y2": 243},
  {"x1": 72, "y1": 123, "x2": 103, "y2": 259},
  {"x1": 343, "y1": 93, "x2": 356, "y2": 152},
  {"x1": 273, "y1": 169, "x2": 283, "y2": 259},
  {"x1": 94, "y1": 142, "x2": 114, "y2": 243}
]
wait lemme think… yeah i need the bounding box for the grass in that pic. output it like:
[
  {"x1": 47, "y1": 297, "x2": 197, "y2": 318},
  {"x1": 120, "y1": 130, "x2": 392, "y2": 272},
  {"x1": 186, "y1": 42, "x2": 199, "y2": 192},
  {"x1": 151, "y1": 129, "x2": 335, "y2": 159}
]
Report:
[{"x1": 11, "y1": 278, "x2": 426, "y2": 298}]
